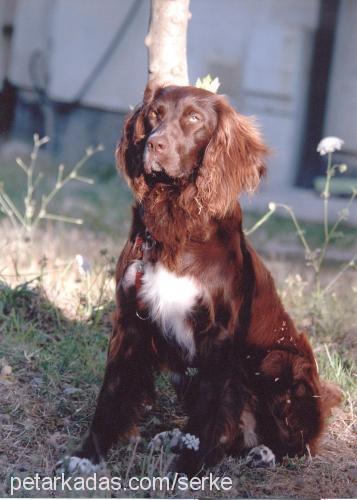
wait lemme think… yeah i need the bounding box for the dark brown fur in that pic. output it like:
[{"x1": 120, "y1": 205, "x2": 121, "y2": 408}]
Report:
[{"x1": 74, "y1": 85, "x2": 341, "y2": 474}]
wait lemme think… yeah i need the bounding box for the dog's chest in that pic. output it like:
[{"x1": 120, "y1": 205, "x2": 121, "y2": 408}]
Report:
[{"x1": 138, "y1": 263, "x2": 202, "y2": 359}]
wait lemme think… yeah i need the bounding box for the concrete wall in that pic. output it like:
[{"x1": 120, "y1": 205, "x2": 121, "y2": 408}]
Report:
[{"x1": 7, "y1": 0, "x2": 150, "y2": 110}]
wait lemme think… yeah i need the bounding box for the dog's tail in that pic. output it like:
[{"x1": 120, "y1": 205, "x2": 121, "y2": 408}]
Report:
[{"x1": 319, "y1": 379, "x2": 343, "y2": 416}]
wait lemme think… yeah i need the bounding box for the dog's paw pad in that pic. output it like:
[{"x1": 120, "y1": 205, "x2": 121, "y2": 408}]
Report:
[
  {"x1": 55, "y1": 456, "x2": 100, "y2": 476},
  {"x1": 149, "y1": 429, "x2": 183, "y2": 452},
  {"x1": 245, "y1": 445, "x2": 276, "y2": 468}
]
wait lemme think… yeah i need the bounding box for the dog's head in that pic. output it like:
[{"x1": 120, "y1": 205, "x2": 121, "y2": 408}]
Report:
[{"x1": 117, "y1": 84, "x2": 268, "y2": 218}]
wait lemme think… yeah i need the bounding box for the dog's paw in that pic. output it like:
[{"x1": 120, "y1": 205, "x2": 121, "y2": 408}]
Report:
[
  {"x1": 54, "y1": 456, "x2": 101, "y2": 476},
  {"x1": 245, "y1": 445, "x2": 276, "y2": 468},
  {"x1": 149, "y1": 429, "x2": 183, "y2": 452}
]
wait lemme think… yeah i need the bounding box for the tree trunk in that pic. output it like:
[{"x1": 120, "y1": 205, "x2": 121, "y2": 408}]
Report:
[{"x1": 145, "y1": 0, "x2": 191, "y2": 86}]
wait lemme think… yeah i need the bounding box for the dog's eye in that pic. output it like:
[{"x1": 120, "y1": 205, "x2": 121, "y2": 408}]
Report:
[
  {"x1": 149, "y1": 110, "x2": 159, "y2": 120},
  {"x1": 188, "y1": 113, "x2": 201, "y2": 123}
]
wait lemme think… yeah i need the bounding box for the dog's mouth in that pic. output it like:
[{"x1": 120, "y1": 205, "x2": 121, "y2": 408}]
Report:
[
  {"x1": 143, "y1": 156, "x2": 196, "y2": 187},
  {"x1": 147, "y1": 159, "x2": 163, "y2": 173},
  {"x1": 144, "y1": 169, "x2": 176, "y2": 186},
  {"x1": 144, "y1": 157, "x2": 178, "y2": 185}
]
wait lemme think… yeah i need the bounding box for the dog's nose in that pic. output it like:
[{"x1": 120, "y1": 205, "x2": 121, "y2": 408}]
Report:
[{"x1": 147, "y1": 135, "x2": 167, "y2": 154}]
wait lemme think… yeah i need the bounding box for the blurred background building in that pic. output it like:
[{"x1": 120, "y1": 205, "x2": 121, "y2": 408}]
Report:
[{"x1": 0, "y1": 0, "x2": 356, "y2": 219}]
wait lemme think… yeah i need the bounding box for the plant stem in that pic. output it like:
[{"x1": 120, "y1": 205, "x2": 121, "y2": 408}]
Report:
[
  {"x1": 32, "y1": 148, "x2": 98, "y2": 229},
  {"x1": 40, "y1": 213, "x2": 83, "y2": 224},
  {"x1": 0, "y1": 188, "x2": 27, "y2": 227},
  {"x1": 274, "y1": 203, "x2": 315, "y2": 267},
  {"x1": 324, "y1": 252, "x2": 357, "y2": 293},
  {"x1": 25, "y1": 138, "x2": 40, "y2": 229},
  {"x1": 244, "y1": 205, "x2": 276, "y2": 236},
  {"x1": 322, "y1": 153, "x2": 333, "y2": 241},
  {"x1": 316, "y1": 163, "x2": 355, "y2": 281}
]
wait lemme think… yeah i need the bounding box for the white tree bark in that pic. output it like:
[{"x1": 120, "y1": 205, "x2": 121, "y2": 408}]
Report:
[{"x1": 145, "y1": 0, "x2": 191, "y2": 86}]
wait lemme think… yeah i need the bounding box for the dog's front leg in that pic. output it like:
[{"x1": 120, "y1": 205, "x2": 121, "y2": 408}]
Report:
[
  {"x1": 174, "y1": 344, "x2": 246, "y2": 476},
  {"x1": 59, "y1": 317, "x2": 156, "y2": 473}
]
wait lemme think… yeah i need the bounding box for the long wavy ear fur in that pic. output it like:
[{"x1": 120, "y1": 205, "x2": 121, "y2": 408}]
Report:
[
  {"x1": 196, "y1": 96, "x2": 269, "y2": 218},
  {"x1": 116, "y1": 83, "x2": 161, "y2": 201}
]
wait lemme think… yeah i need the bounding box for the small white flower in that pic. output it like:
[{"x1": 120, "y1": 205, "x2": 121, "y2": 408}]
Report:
[
  {"x1": 64, "y1": 456, "x2": 100, "y2": 474},
  {"x1": 339, "y1": 208, "x2": 349, "y2": 220},
  {"x1": 181, "y1": 433, "x2": 200, "y2": 451},
  {"x1": 75, "y1": 254, "x2": 91, "y2": 275},
  {"x1": 317, "y1": 136, "x2": 344, "y2": 156},
  {"x1": 149, "y1": 428, "x2": 182, "y2": 451},
  {"x1": 195, "y1": 75, "x2": 221, "y2": 93},
  {"x1": 268, "y1": 202, "x2": 276, "y2": 211},
  {"x1": 172, "y1": 428, "x2": 182, "y2": 437},
  {"x1": 185, "y1": 367, "x2": 198, "y2": 377},
  {"x1": 208, "y1": 77, "x2": 221, "y2": 93}
]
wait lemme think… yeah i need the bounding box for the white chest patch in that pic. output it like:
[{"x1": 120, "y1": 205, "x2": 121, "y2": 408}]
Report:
[{"x1": 139, "y1": 263, "x2": 201, "y2": 359}]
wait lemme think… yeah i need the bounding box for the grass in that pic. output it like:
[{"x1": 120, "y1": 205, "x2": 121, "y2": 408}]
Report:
[{"x1": 0, "y1": 222, "x2": 356, "y2": 498}]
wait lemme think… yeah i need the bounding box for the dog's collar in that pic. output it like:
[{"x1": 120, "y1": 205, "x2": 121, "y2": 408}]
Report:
[
  {"x1": 133, "y1": 229, "x2": 156, "y2": 320},
  {"x1": 133, "y1": 229, "x2": 156, "y2": 257}
]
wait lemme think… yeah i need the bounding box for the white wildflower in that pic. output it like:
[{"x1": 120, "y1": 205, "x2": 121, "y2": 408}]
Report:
[
  {"x1": 268, "y1": 202, "x2": 276, "y2": 211},
  {"x1": 207, "y1": 77, "x2": 221, "y2": 93},
  {"x1": 195, "y1": 75, "x2": 221, "y2": 93},
  {"x1": 339, "y1": 208, "x2": 349, "y2": 220},
  {"x1": 75, "y1": 254, "x2": 91, "y2": 275},
  {"x1": 66, "y1": 456, "x2": 100, "y2": 474},
  {"x1": 149, "y1": 428, "x2": 182, "y2": 451},
  {"x1": 181, "y1": 433, "x2": 200, "y2": 451},
  {"x1": 185, "y1": 367, "x2": 198, "y2": 377},
  {"x1": 317, "y1": 136, "x2": 344, "y2": 156}
]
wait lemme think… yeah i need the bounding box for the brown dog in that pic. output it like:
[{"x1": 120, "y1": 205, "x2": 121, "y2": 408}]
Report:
[{"x1": 61, "y1": 85, "x2": 341, "y2": 476}]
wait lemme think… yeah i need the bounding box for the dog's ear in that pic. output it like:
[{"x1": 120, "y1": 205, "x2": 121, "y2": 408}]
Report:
[
  {"x1": 261, "y1": 350, "x2": 290, "y2": 380},
  {"x1": 260, "y1": 340, "x2": 318, "y2": 398},
  {"x1": 116, "y1": 106, "x2": 145, "y2": 178},
  {"x1": 196, "y1": 96, "x2": 268, "y2": 218},
  {"x1": 116, "y1": 83, "x2": 161, "y2": 200}
]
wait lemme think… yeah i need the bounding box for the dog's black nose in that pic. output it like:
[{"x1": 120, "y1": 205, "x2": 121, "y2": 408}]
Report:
[{"x1": 147, "y1": 135, "x2": 167, "y2": 154}]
